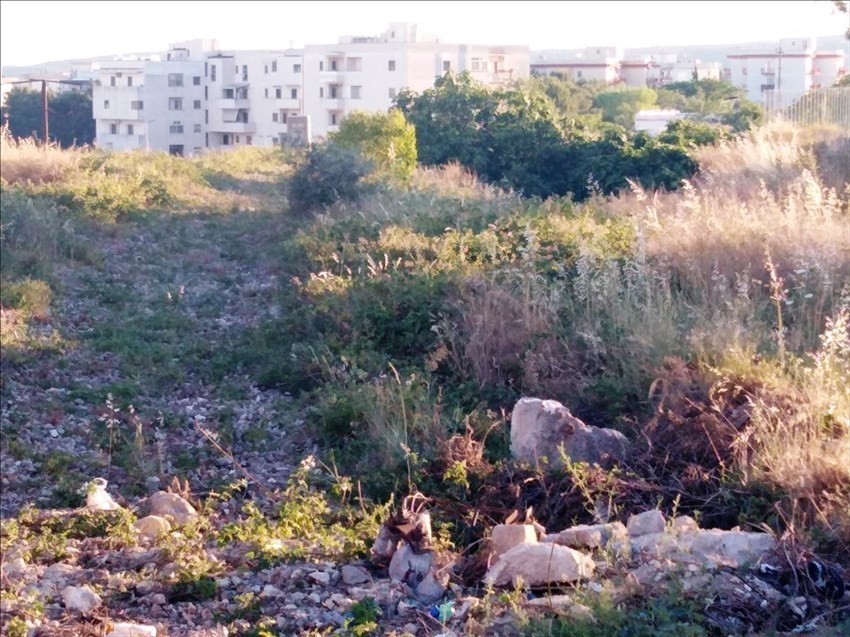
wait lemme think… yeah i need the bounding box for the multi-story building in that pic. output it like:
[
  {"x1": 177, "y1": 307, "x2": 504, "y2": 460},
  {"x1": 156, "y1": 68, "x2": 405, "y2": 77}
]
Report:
[
  {"x1": 303, "y1": 22, "x2": 529, "y2": 138},
  {"x1": 531, "y1": 46, "x2": 623, "y2": 84},
  {"x1": 92, "y1": 49, "x2": 206, "y2": 155},
  {"x1": 90, "y1": 24, "x2": 529, "y2": 154},
  {"x1": 727, "y1": 37, "x2": 846, "y2": 106}
]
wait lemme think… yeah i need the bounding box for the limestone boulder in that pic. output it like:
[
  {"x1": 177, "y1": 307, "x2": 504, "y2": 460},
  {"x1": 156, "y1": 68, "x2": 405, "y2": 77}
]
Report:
[
  {"x1": 543, "y1": 521, "x2": 627, "y2": 549},
  {"x1": 484, "y1": 542, "x2": 595, "y2": 588},
  {"x1": 61, "y1": 585, "x2": 102, "y2": 613},
  {"x1": 146, "y1": 491, "x2": 198, "y2": 526},
  {"x1": 490, "y1": 524, "x2": 537, "y2": 560},
  {"x1": 134, "y1": 515, "x2": 171, "y2": 540},
  {"x1": 510, "y1": 398, "x2": 628, "y2": 468}
]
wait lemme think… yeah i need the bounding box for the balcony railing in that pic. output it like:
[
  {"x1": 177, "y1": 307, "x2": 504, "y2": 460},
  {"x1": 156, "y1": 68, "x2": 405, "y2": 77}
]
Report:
[{"x1": 213, "y1": 121, "x2": 256, "y2": 134}]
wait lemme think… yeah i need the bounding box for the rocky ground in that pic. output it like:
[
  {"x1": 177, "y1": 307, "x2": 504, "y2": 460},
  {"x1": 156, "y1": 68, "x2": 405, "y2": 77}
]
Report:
[{"x1": 2, "y1": 192, "x2": 848, "y2": 636}]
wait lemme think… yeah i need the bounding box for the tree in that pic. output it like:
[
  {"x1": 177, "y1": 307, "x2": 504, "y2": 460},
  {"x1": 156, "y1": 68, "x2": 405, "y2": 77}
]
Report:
[
  {"x1": 288, "y1": 142, "x2": 374, "y2": 214},
  {"x1": 2, "y1": 86, "x2": 94, "y2": 147},
  {"x1": 593, "y1": 87, "x2": 658, "y2": 128},
  {"x1": 330, "y1": 109, "x2": 417, "y2": 183}
]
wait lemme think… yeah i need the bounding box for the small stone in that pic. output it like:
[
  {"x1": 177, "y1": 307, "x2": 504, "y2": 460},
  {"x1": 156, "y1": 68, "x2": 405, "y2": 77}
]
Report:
[
  {"x1": 341, "y1": 565, "x2": 371, "y2": 585},
  {"x1": 308, "y1": 570, "x2": 330, "y2": 586},
  {"x1": 147, "y1": 491, "x2": 198, "y2": 525},
  {"x1": 106, "y1": 623, "x2": 157, "y2": 637},
  {"x1": 150, "y1": 594, "x2": 167, "y2": 606},
  {"x1": 308, "y1": 592, "x2": 322, "y2": 604},
  {"x1": 260, "y1": 585, "x2": 283, "y2": 599},
  {"x1": 85, "y1": 478, "x2": 122, "y2": 511},
  {"x1": 134, "y1": 515, "x2": 171, "y2": 540},
  {"x1": 61, "y1": 585, "x2": 102, "y2": 613},
  {"x1": 627, "y1": 510, "x2": 666, "y2": 537}
]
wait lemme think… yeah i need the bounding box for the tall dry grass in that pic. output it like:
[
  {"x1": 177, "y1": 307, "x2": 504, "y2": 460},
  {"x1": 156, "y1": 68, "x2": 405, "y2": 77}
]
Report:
[{"x1": 0, "y1": 128, "x2": 83, "y2": 186}]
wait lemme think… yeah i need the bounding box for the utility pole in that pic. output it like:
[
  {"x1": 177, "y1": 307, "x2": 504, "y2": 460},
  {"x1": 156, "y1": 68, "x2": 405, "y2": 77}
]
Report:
[{"x1": 41, "y1": 80, "x2": 49, "y2": 143}]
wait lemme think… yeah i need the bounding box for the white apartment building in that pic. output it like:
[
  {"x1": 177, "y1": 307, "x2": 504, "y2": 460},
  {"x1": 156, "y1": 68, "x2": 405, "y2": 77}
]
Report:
[
  {"x1": 93, "y1": 52, "x2": 206, "y2": 155},
  {"x1": 531, "y1": 46, "x2": 623, "y2": 84},
  {"x1": 727, "y1": 37, "x2": 846, "y2": 106},
  {"x1": 303, "y1": 22, "x2": 529, "y2": 138},
  {"x1": 90, "y1": 24, "x2": 528, "y2": 154}
]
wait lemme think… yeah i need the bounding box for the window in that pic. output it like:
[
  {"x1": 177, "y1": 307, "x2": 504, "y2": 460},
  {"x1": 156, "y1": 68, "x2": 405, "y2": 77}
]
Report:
[
  {"x1": 388, "y1": 88, "x2": 396, "y2": 99},
  {"x1": 168, "y1": 73, "x2": 184, "y2": 87},
  {"x1": 170, "y1": 122, "x2": 184, "y2": 134},
  {"x1": 281, "y1": 113, "x2": 288, "y2": 124},
  {"x1": 246, "y1": 135, "x2": 252, "y2": 145},
  {"x1": 346, "y1": 57, "x2": 361, "y2": 71},
  {"x1": 290, "y1": 88, "x2": 298, "y2": 99},
  {"x1": 329, "y1": 112, "x2": 338, "y2": 126},
  {"x1": 131, "y1": 100, "x2": 143, "y2": 110},
  {"x1": 329, "y1": 85, "x2": 339, "y2": 99},
  {"x1": 319, "y1": 87, "x2": 324, "y2": 98},
  {"x1": 242, "y1": 64, "x2": 248, "y2": 81},
  {"x1": 204, "y1": 86, "x2": 208, "y2": 99},
  {"x1": 223, "y1": 134, "x2": 231, "y2": 145},
  {"x1": 264, "y1": 88, "x2": 269, "y2": 98},
  {"x1": 193, "y1": 100, "x2": 201, "y2": 109},
  {"x1": 576, "y1": 70, "x2": 583, "y2": 79},
  {"x1": 109, "y1": 123, "x2": 118, "y2": 134},
  {"x1": 350, "y1": 85, "x2": 361, "y2": 99},
  {"x1": 193, "y1": 76, "x2": 201, "y2": 85},
  {"x1": 443, "y1": 60, "x2": 451, "y2": 72},
  {"x1": 271, "y1": 60, "x2": 277, "y2": 72},
  {"x1": 103, "y1": 100, "x2": 110, "y2": 109},
  {"x1": 472, "y1": 58, "x2": 482, "y2": 72},
  {"x1": 169, "y1": 144, "x2": 184, "y2": 156},
  {"x1": 110, "y1": 76, "x2": 116, "y2": 86},
  {"x1": 330, "y1": 59, "x2": 337, "y2": 71},
  {"x1": 273, "y1": 112, "x2": 279, "y2": 122},
  {"x1": 194, "y1": 124, "x2": 202, "y2": 133},
  {"x1": 205, "y1": 110, "x2": 209, "y2": 124},
  {"x1": 127, "y1": 76, "x2": 133, "y2": 87},
  {"x1": 275, "y1": 87, "x2": 282, "y2": 99},
  {"x1": 293, "y1": 63, "x2": 301, "y2": 73},
  {"x1": 319, "y1": 61, "x2": 323, "y2": 71},
  {"x1": 126, "y1": 124, "x2": 134, "y2": 135},
  {"x1": 210, "y1": 65, "x2": 217, "y2": 81},
  {"x1": 388, "y1": 60, "x2": 396, "y2": 71},
  {"x1": 264, "y1": 65, "x2": 269, "y2": 74},
  {"x1": 168, "y1": 97, "x2": 183, "y2": 111}
]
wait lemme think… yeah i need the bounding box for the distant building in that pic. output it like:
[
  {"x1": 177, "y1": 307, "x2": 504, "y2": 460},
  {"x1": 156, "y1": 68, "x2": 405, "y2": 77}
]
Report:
[
  {"x1": 727, "y1": 37, "x2": 847, "y2": 106},
  {"x1": 531, "y1": 46, "x2": 622, "y2": 84},
  {"x1": 634, "y1": 109, "x2": 683, "y2": 136},
  {"x1": 90, "y1": 24, "x2": 529, "y2": 154},
  {"x1": 303, "y1": 22, "x2": 529, "y2": 138}
]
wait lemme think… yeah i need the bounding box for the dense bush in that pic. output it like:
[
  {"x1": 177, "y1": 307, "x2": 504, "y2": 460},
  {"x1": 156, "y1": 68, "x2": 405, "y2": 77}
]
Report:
[
  {"x1": 395, "y1": 72, "x2": 700, "y2": 201},
  {"x1": 330, "y1": 109, "x2": 417, "y2": 184},
  {"x1": 287, "y1": 142, "x2": 374, "y2": 214}
]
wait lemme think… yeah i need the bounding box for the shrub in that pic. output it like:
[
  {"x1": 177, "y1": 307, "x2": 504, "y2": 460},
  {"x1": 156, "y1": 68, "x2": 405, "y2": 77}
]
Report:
[
  {"x1": 331, "y1": 109, "x2": 417, "y2": 183},
  {"x1": 287, "y1": 142, "x2": 374, "y2": 214}
]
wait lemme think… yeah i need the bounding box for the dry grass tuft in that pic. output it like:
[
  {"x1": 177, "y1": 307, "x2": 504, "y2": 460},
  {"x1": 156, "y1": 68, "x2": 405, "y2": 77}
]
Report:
[{"x1": 0, "y1": 128, "x2": 83, "y2": 186}]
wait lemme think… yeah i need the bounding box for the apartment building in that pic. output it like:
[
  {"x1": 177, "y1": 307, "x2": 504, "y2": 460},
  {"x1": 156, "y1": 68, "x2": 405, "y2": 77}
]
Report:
[
  {"x1": 303, "y1": 22, "x2": 529, "y2": 138},
  {"x1": 727, "y1": 37, "x2": 846, "y2": 106},
  {"x1": 531, "y1": 47, "x2": 623, "y2": 84},
  {"x1": 92, "y1": 53, "x2": 206, "y2": 155},
  {"x1": 91, "y1": 24, "x2": 529, "y2": 154}
]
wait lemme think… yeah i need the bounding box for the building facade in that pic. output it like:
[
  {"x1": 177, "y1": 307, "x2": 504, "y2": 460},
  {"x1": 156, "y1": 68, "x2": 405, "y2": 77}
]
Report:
[
  {"x1": 727, "y1": 37, "x2": 846, "y2": 106},
  {"x1": 91, "y1": 24, "x2": 528, "y2": 154}
]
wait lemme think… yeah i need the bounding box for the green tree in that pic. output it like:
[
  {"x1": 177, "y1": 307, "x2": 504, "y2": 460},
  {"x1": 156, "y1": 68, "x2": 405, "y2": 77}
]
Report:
[
  {"x1": 288, "y1": 143, "x2": 375, "y2": 214},
  {"x1": 2, "y1": 86, "x2": 94, "y2": 147},
  {"x1": 593, "y1": 87, "x2": 658, "y2": 128},
  {"x1": 330, "y1": 109, "x2": 417, "y2": 183}
]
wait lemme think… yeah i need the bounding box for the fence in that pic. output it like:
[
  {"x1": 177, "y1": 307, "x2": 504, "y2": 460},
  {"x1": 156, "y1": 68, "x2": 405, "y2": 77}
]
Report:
[{"x1": 761, "y1": 87, "x2": 850, "y2": 129}]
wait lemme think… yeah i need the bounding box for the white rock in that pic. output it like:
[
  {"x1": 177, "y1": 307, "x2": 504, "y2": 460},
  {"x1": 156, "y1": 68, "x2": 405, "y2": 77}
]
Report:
[
  {"x1": 61, "y1": 585, "x2": 102, "y2": 613},
  {"x1": 341, "y1": 565, "x2": 371, "y2": 585},
  {"x1": 134, "y1": 515, "x2": 171, "y2": 540},
  {"x1": 484, "y1": 543, "x2": 595, "y2": 588},
  {"x1": 308, "y1": 570, "x2": 330, "y2": 586},
  {"x1": 1, "y1": 556, "x2": 28, "y2": 577},
  {"x1": 147, "y1": 491, "x2": 198, "y2": 525},
  {"x1": 627, "y1": 510, "x2": 666, "y2": 537},
  {"x1": 85, "y1": 478, "x2": 122, "y2": 511},
  {"x1": 544, "y1": 522, "x2": 627, "y2": 549},
  {"x1": 491, "y1": 524, "x2": 537, "y2": 560},
  {"x1": 388, "y1": 543, "x2": 434, "y2": 584},
  {"x1": 260, "y1": 585, "x2": 283, "y2": 599},
  {"x1": 510, "y1": 398, "x2": 628, "y2": 468},
  {"x1": 671, "y1": 516, "x2": 700, "y2": 534},
  {"x1": 106, "y1": 623, "x2": 157, "y2": 637}
]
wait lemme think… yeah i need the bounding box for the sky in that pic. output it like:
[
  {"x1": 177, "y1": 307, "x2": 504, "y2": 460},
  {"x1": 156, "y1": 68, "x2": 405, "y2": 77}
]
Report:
[{"x1": 1, "y1": 0, "x2": 848, "y2": 67}]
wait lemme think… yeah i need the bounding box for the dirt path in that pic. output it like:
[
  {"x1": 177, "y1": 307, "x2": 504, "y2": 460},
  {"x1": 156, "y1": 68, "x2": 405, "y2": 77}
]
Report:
[{"x1": 1, "y1": 207, "x2": 311, "y2": 514}]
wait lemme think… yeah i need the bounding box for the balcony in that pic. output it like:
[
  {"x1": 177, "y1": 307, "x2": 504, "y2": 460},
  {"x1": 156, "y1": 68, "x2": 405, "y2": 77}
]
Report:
[
  {"x1": 323, "y1": 97, "x2": 346, "y2": 109},
  {"x1": 215, "y1": 97, "x2": 250, "y2": 110},
  {"x1": 319, "y1": 70, "x2": 345, "y2": 82},
  {"x1": 213, "y1": 121, "x2": 256, "y2": 134},
  {"x1": 275, "y1": 97, "x2": 301, "y2": 110}
]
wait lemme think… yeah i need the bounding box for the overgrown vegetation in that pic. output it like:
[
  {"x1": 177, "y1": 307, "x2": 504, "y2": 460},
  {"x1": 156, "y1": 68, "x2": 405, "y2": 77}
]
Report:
[{"x1": 1, "y1": 89, "x2": 848, "y2": 634}]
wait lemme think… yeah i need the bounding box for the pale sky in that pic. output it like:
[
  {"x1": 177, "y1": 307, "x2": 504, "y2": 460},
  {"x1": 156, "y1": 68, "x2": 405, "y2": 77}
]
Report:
[{"x1": 1, "y1": 1, "x2": 848, "y2": 67}]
